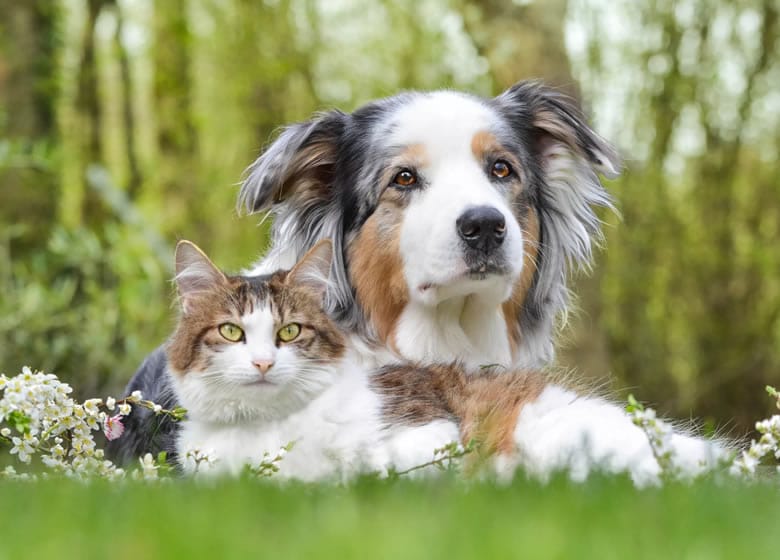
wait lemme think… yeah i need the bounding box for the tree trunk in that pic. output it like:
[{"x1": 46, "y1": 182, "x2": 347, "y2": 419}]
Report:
[
  {"x1": 73, "y1": 0, "x2": 110, "y2": 228},
  {"x1": 108, "y1": 0, "x2": 142, "y2": 199},
  {"x1": 152, "y1": 0, "x2": 197, "y2": 227},
  {"x1": 0, "y1": 0, "x2": 60, "y2": 249},
  {"x1": 461, "y1": 0, "x2": 575, "y2": 95}
]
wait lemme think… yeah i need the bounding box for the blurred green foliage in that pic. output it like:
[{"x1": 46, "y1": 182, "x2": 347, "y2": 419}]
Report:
[
  {"x1": 0, "y1": 223, "x2": 170, "y2": 397},
  {"x1": 0, "y1": 0, "x2": 778, "y2": 432},
  {"x1": 564, "y1": 0, "x2": 780, "y2": 431}
]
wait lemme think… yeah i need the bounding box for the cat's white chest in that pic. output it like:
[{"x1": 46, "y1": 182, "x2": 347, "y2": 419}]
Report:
[{"x1": 175, "y1": 378, "x2": 392, "y2": 480}]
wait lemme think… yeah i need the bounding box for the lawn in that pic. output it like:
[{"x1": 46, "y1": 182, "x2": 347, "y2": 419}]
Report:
[{"x1": 0, "y1": 475, "x2": 776, "y2": 559}]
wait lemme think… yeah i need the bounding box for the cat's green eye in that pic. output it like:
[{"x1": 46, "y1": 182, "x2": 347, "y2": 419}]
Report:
[
  {"x1": 218, "y1": 323, "x2": 244, "y2": 342},
  {"x1": 277, "y1": 323, "x2": 301, "y2": 342}
]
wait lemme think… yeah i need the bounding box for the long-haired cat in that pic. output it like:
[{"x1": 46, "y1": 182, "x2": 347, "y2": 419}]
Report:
[{"x1": 168, "y1": 240, "x2": 726, "y2": 484}]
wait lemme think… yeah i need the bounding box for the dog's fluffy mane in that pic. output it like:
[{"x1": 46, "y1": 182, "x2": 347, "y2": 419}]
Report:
[{"x1": 238, "y1": 81, "x2": 620, "y2": 367}]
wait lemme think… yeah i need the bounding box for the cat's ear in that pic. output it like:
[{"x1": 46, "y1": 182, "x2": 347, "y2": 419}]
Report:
[
  {"x1": 174, "y1": 240, "x2": 227, "y2": 312},
  {"x1": 286, "y1": 239, "x2": 333, "y2": 299}
]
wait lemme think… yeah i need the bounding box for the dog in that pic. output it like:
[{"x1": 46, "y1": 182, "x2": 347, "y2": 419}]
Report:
[{"x1": 239, "y1": 80, "x2": 620, "y2": 369}]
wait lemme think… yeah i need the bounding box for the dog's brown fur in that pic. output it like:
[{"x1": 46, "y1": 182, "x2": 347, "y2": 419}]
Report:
[
  {"x1": 349, "y1": 199, "x2": 409, "y2": 346},
  {"x1": 503, "y1": 206, "x2": 541, "y2": 351},
  {"x1": 372, "y1": 363, "x2": 546, "y2": 456}
]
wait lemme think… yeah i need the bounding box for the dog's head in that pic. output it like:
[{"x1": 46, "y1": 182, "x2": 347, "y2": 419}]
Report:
[{"x1": 239, "y1": 81, "x2": 620, "y2": 366}]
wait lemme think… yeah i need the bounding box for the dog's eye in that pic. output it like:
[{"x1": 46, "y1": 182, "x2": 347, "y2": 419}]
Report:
[
  {"x1": 491, "y1": 160, "x2": 512, "y2": 179},
  {"x1": 392, "y1": 169, "x2": 418, "y2": 188}
]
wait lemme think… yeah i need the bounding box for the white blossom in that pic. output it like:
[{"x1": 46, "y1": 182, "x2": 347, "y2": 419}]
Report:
[
  {"x1": 131, "y1": 453, "x2": 160, "y2": 482},
  {"x1": 10, "y1": 434, "x2": 38, "y2": 464},
  {"x1": 627, "y1": 396, "x2": 680, "y2": 480},
  {"x1": 730, "y1": 390, "x2": 780, "y2": 479},
  {"x1": 83, "y1": 399, "x2": 102, "y2": 416},
  {"x1": 183, "y1": 447, "x2": 218, "y2": 474},
  {"x1": 0, "y1": 367, "x2": 170, "y2": 482},
  {"x1": 141, "y1": 453, "x2": 157, "y2": 474}
]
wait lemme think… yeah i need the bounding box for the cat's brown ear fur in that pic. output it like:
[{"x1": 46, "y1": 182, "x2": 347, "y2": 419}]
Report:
[
  {"x1": 286, "y1": 239, "x2": 333, "y2": 299},
  {"x1": 174, "y1": 240, "x2": 227, "y2": 312}
]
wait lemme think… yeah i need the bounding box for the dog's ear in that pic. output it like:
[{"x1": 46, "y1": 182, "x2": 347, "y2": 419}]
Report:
[
  {"x1": 496, "y1": 81, "x2": 621, "y2": 179},
  {"x1": 495, "y1": 81, "x2": 621, "y2": 366},
  {"x1": 238, "y1": 110, "x2": 348, "y2": 214}
]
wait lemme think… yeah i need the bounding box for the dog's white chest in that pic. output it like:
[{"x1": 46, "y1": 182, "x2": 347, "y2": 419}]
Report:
[{"x1": 393, "y1": 301, "x2": 513, "y2": 367}]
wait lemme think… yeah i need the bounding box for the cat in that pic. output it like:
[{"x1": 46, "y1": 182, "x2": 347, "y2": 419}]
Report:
[{"x1": 164, "y1": 239, "x2": 727, "y2": 483}]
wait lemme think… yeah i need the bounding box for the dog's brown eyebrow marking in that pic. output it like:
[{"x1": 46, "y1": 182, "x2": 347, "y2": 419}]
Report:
[
  {"x1": 471, "y1": 131, "x2": 522, "y2": 172},
  {"x1": 471, "y1": 130, "x2": 500, "y2": 159},
  {"x1": 398, "y1": 143, "x2": 429, "y2": 168},
  {"x1": 378, "y1": 143, "x2": 430, "y2": 194}
]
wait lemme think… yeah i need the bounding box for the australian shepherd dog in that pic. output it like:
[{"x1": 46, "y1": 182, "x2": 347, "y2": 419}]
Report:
[
  {"x1": 240, "y1": 81, "x2": 619, "y2": 369},
  {"x1": 111, "y1": 81, "x2": 727, "y2": 482}
]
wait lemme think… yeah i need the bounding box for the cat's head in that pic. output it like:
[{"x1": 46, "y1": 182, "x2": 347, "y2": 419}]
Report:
[{"x1": 166, "y1": 239, "x2": 345, "y2": 422}]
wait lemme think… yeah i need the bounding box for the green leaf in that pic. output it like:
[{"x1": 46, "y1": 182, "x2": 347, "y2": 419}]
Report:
[
  {"x1": 7, "y1": 410, "x2": 31, "y2": 434},
  {"x1": 626, "y1": 394, "x2": 643, "y2": 414},
  {"x1": 171, "y1": 407, "x2": 188, "y2": 421}
]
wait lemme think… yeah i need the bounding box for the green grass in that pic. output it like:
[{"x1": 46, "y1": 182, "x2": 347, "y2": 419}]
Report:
[{"x1": 0, "y1": 475, "x2": 776, "y2": 559}]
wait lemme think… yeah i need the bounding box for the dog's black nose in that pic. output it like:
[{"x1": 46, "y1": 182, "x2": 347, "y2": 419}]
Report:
[{"x1": 456, "y1": 206, "x2": 506, "y2": 252}]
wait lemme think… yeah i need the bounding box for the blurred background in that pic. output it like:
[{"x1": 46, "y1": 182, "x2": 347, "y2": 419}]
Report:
[{"x1": 1, "y1": 0, "x2": 778, "y2": 434}]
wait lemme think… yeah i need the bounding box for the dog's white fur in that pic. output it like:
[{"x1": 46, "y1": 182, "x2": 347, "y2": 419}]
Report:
[{"x1": 510, "y1": 385, "x2": 726, "y2": 485}]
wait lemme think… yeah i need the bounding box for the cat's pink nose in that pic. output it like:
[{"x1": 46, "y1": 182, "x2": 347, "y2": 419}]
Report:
[{"x1": 253, "y1": 360, "x2": 274, "y2": 374}]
